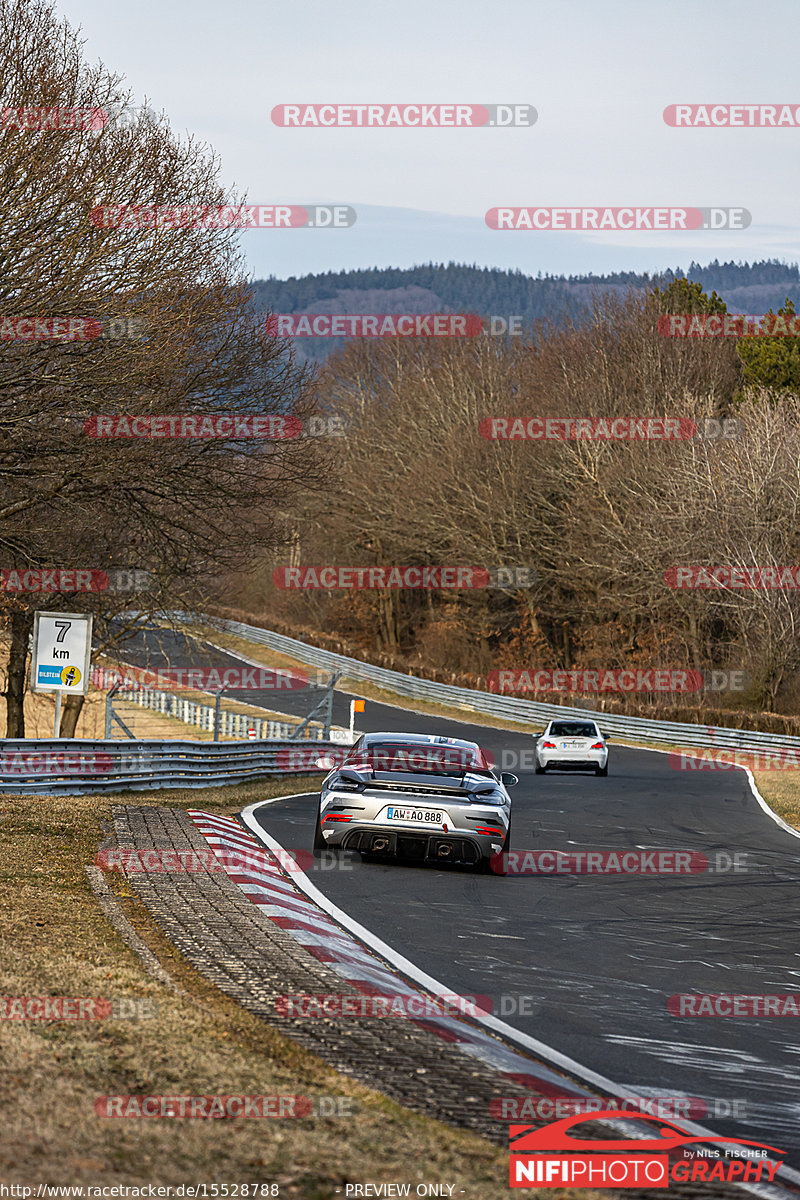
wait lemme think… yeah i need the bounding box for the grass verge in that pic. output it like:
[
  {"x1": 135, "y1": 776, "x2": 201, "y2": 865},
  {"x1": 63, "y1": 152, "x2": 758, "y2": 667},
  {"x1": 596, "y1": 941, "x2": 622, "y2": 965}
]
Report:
[{"x1": 0, "y1": 778, "x2": 606, "y2": 1198}]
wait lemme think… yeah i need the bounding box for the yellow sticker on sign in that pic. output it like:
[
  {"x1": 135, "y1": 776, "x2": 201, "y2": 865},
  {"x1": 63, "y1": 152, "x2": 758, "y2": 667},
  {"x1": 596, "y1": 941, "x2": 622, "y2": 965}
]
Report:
[{"x1": 60, "y1": 665, "x2": 81, "y2": 687}]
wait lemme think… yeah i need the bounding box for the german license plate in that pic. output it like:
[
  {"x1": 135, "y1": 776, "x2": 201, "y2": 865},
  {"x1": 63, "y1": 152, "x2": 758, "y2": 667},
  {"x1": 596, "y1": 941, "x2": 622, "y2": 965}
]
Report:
[{"x1": 386, "y1": 807, "x2": 446, "y2": 825}]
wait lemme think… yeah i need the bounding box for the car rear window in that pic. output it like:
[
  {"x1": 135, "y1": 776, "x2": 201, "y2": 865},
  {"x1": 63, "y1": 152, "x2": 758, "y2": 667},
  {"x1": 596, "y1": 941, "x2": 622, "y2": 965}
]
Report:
[
  {"x1": 345, "y1": 742, "x2": 489, "y2": 773},
  {"x1": 549, "y1": 723, "x2": 599, "y2": 738}
]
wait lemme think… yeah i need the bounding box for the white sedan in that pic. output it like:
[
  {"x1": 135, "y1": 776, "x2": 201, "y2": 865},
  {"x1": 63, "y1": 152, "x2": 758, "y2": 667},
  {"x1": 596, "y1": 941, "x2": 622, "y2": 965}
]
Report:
[{"x1": 534, "y1": 719, "x2": 609, "y2": 776}]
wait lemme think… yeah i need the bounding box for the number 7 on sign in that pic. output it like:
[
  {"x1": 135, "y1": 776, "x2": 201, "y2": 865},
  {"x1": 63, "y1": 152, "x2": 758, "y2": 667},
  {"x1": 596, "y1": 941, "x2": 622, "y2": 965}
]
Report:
[{"x1": 54, "y1": 620, "x2": 71, "y2": 642}]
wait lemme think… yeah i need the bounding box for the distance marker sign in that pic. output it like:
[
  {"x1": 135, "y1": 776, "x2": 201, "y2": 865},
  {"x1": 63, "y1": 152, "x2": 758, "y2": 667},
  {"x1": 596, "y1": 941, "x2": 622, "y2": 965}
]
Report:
[{"x1": 31, "y1": 611, "x2": 93, "y2": 695}]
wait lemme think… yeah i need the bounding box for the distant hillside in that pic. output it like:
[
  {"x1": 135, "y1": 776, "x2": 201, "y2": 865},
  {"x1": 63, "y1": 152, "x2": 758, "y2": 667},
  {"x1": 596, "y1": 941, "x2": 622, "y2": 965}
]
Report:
[{"x1": 251, "y1": 260, "x2": 800, "y2": 360}]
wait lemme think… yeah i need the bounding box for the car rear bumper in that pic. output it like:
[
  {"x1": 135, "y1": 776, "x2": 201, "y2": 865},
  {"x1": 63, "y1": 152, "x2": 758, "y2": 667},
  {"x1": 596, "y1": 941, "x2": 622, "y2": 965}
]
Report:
[
  {"x1": 322, "y1": 820, "x2": 504, "y2": 863},
  {"x1": 537, "y1": 752, "x2": 608, "y2": 770}
]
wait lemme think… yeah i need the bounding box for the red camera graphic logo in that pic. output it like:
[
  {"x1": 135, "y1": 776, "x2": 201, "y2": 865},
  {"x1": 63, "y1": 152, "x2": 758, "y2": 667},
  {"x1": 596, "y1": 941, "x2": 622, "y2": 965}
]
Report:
[{"x1": 509, "y1": 1113, "x2": 784, "y2": 1188}]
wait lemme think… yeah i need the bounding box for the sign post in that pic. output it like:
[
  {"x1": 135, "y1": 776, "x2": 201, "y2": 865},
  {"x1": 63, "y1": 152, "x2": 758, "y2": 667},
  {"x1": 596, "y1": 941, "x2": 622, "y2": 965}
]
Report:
[
  {"x1": 349, "y1": 698, "x2": 365, "y2": 741},
  {"x1": 31, "y1": 612, "x2": 93, "y2": 736}
]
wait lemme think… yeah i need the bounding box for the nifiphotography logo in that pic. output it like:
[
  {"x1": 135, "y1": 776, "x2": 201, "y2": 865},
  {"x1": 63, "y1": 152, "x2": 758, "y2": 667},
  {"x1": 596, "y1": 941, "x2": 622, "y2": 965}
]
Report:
[{"x1": 508, "y1": 1111, "x2": 785, "y2": 1188}]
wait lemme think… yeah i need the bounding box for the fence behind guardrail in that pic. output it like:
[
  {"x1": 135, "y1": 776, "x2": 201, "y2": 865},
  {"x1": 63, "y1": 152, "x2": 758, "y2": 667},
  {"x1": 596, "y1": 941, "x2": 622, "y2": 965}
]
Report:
[{"x1": 0, "y1": 739, "x2": 341, "y2": 795}]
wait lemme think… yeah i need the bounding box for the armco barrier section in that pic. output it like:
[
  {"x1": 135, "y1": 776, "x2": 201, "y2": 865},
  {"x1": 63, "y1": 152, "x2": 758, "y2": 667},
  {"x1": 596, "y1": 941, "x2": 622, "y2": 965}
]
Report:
[
  {"x1": 210, "y1": 617, "x2": 800, "y2": 753},
  {"x1": 0, "y1": 739, "x2": 339, "y2": 795}
]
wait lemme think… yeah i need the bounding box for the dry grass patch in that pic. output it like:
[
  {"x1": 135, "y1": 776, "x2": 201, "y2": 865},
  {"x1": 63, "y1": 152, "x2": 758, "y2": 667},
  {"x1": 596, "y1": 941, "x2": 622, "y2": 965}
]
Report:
[
  {"x1": 0, "y1": 779, "x2": 603, "y2": 1197},
  {"x1": 747, "y1": 769, "x2": 800, "y2": 830}
]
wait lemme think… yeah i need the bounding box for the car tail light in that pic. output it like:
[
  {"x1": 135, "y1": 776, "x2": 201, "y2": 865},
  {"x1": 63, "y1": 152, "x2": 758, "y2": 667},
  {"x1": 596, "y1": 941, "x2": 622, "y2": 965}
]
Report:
[
  {"x1": 323, "y1": 814, "x2": 352, "y2": 823},
  {"x1": 590, "y1": 742, "x2": 604, "y2": 750},
  {"x1": 542, "y1": 740, "x2": 556, "y2": 749}
]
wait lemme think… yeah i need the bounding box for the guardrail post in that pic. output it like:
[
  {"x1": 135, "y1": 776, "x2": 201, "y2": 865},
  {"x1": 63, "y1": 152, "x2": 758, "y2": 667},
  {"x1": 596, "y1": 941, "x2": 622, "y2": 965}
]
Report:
[
  {"x1": 213, "y1": 687, "x2": 226, "y2": 741},
  {"x1": 322, "y1": 672, "x2": 337, "y2": 739},
  {"x1": 289, "y1": 670, "x2": 341, "y2": 740},
  {"x1": 104, "y1": 682, "x2": 119, "y2": 739},
  {"x1": 104, "y1": 681, "x2": 136, "y2": 739}
]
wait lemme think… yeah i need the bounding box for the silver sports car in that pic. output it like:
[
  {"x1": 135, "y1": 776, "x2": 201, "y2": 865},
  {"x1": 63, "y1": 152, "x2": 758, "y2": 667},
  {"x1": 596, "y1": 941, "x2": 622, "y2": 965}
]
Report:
[{"x1": 314, "y1": 731, "x2": 517, "y2": 873}]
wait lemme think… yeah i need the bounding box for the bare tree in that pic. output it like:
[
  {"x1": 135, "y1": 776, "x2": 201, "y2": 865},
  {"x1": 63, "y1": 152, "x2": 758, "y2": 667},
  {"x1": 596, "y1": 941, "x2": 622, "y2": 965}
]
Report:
[{"x1": 0, "y1": 0, "x2": 326, "y2": 734}]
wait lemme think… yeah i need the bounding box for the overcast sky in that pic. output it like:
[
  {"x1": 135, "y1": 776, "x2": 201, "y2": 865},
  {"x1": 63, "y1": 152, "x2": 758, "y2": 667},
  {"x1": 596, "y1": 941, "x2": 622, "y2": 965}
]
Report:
[{"x1": 54, "y1": 0, "x2": 800, "y2": 281}]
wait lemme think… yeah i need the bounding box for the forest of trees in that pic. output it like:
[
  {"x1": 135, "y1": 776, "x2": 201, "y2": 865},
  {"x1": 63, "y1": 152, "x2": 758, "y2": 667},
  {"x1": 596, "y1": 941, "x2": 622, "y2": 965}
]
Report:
[
  {"x1": 251, "y1": 260, "x2": 800, "y2": 346},
  {"x1": 221, "y1": 282, "x2": 800, "y2": 724}
]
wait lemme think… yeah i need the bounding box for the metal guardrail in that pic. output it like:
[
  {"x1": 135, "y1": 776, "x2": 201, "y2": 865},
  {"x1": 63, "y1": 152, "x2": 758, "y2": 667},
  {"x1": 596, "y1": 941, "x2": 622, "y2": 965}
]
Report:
[
  {"x1": 211, "y1": 617, "x2": 800, "y2": 752},
  {"x1": 0, "y1": 739, "x2": 340, "y2": 795},
  {"x1": 5, "y1": 618, "x2": 791, "y2": 795}
]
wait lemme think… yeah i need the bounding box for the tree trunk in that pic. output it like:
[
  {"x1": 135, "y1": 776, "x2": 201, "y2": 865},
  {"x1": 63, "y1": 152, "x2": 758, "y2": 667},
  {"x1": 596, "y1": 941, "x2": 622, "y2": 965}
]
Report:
[
  {"x1": 59, "y1": 694, "x2": 85, "y2": 737},
  {"x1": 4, "y1": 609, "x2": 32, "y2": 737},
  {"x1": 378, "y1": 589, "x2": 398, "y2": 653},
  {"x1": 686, "y1": 610, "x2": 702, "y2": 671}
]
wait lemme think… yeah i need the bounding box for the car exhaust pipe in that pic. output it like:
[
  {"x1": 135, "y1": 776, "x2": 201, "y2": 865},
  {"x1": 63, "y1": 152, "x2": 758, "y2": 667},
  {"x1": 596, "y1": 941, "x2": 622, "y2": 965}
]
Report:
[
  {"x1": 435, "y1": 842, "x2": 453, "y2": 859},
  {"x1": 371, "y1": 835, "x2": 390, "y2": 853}
]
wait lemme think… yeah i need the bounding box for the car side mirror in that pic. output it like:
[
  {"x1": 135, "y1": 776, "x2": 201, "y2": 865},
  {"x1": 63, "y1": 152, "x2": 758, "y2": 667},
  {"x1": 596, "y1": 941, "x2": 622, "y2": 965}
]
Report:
[
  {"x1": 315, "y1": 755, "x2": 336, "y2": 771},
  {"x1": 500, "y1": 772, "x2": 519, "y2": 787},
  {"x1": 603, "y1": 734, "x2": 611, "y2": 742},
  {"x1": 531, "y1": 733, "x2": 540, "y2": 740}
]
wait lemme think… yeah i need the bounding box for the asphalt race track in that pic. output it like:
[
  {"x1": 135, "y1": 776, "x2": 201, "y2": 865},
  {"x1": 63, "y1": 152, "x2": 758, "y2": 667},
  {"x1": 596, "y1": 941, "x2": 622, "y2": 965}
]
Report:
[{"x1": 131, "y1": 626, "x2": 800, "y2": 1166}]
